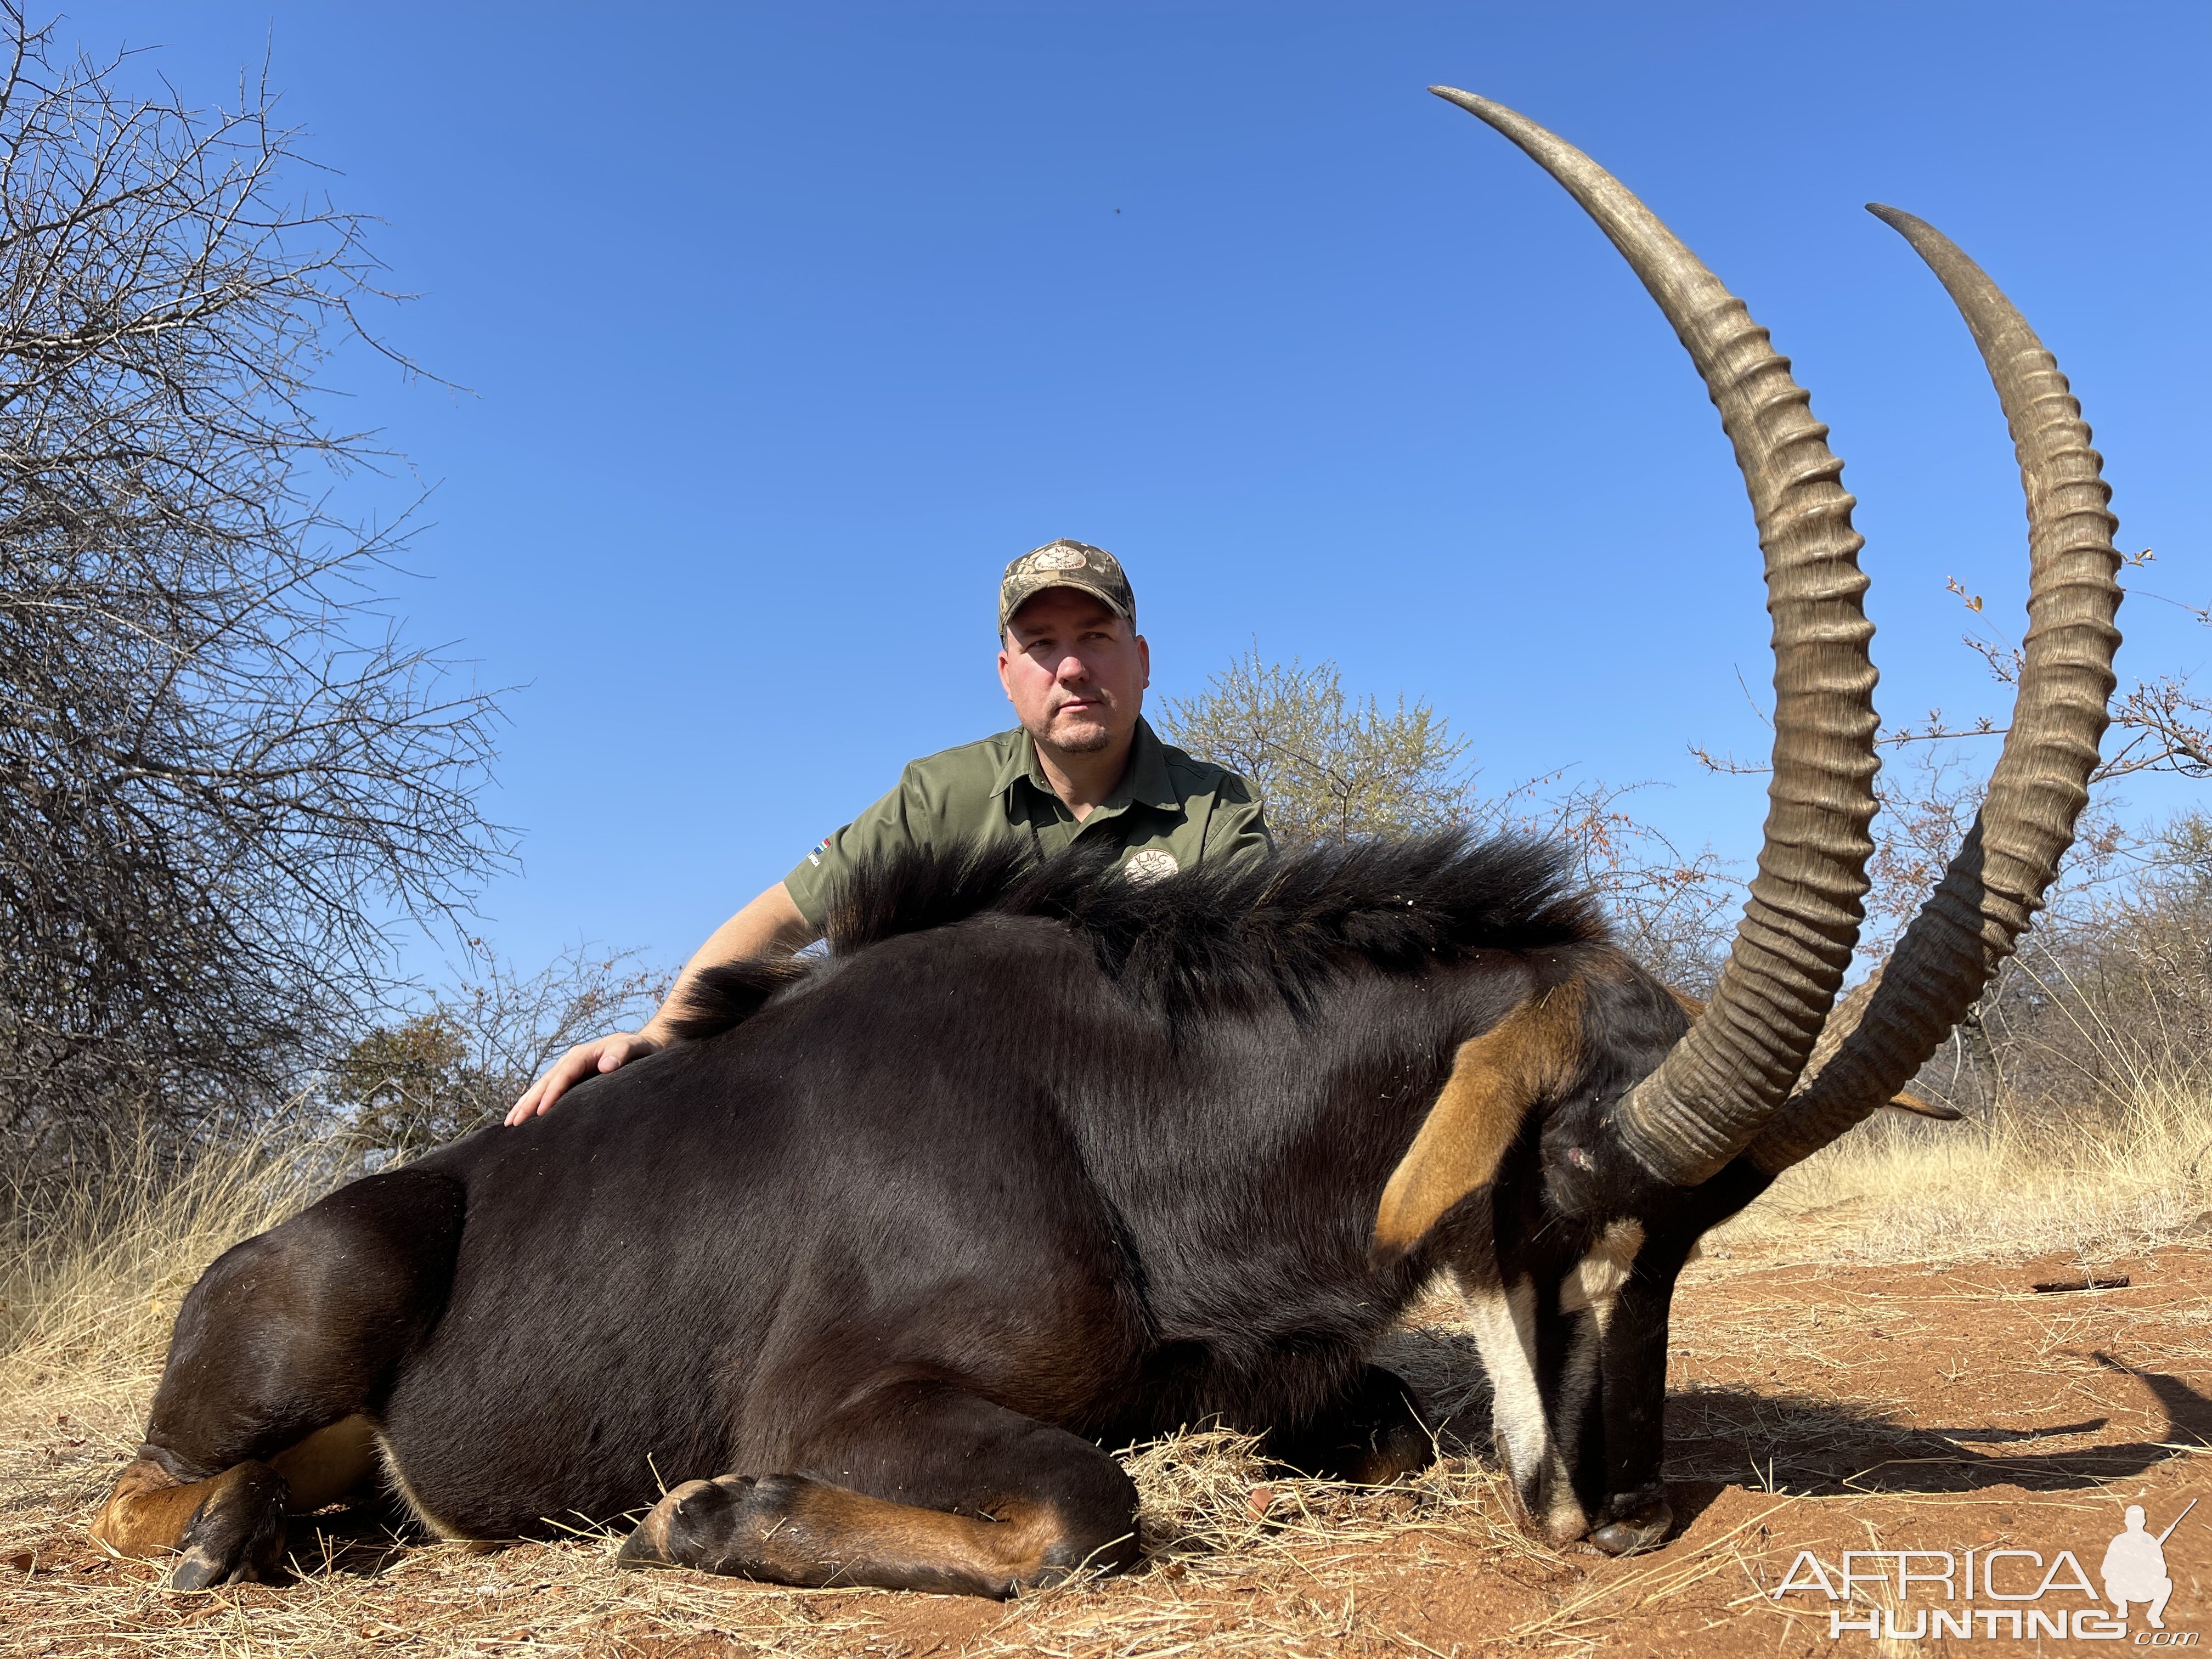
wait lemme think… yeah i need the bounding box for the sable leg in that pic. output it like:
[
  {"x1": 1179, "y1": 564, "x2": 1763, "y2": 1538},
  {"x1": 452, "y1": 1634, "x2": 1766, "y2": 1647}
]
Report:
[
  {"x1": 94, "y1": 1459, "x2": 290, "y2": 1589},
  {"x1": 618, "y1": 1380, "x2": 1139, "y2": 1597},
  {"x1": 89, "y1": 1167, "x2": 462, "y2": 1587},
  {"x1": 1268, "y1": 1365, "x2": 1437, "y2": 1485}
]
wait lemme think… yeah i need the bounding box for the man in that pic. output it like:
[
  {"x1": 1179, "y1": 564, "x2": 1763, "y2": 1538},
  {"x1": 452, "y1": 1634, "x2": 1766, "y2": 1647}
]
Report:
[{"x1": 507, "y1": 539, "x2": 1273, "y2": 1122}]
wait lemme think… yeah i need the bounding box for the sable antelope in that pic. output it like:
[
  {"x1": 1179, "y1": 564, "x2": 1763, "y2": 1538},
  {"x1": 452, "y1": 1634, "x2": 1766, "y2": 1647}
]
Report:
[{"x1": 91, "y1": 92, "x2": 2119, "y2": 1594}]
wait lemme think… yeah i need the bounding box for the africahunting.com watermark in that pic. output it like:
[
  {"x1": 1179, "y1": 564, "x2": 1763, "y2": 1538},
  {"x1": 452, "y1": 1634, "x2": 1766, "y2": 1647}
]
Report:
[{"x1": 1771, "y1": 1500, "x2": 2199, "y2": 1643}]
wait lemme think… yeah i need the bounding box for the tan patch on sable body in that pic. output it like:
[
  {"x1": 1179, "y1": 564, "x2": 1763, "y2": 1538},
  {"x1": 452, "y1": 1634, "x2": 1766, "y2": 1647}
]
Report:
[
  {"x1": 91, "y1": 1458, "x2": 201, "y2": 1559},
  {"x1": 621, "y1": 1472, "x2": 1086, "y2": 1595},
  {"x1": 1372, "y1": 982, "x2": 1585, "y2": 1262},
  {"x1": 270, "y1": 1413, "x2": 378, "y2": 1512},
  {"x1": 752, "y1": 1484, "x2": 1068, "y2": 1585},
  {"x1": 92, "y1": 1415, "x2": 380, "y2": 1563},
  {"x1": 90, "y1": 1458, "x2": 284, "y2": 1565}
]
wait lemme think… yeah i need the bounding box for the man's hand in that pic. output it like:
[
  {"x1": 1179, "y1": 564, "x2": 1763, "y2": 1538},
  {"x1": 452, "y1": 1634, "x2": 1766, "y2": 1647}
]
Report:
[
  {"x1": 506, "y1": 1031, "x2": 663, "y2": 1124},
  {"x1": 502, "y1": 881, "x2": 819, "y2": 1128}
]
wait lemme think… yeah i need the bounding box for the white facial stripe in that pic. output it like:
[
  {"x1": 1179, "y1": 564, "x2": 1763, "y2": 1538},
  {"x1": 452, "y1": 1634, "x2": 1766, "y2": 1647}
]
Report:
[
  {"x1": 1459, "y1": 1272, "x2": 1548, "y2": 1481},
  {"x1": 1560, "y1": 1218, "x2": 1646, "y2": 1323},
  {"x1": 1599, "y1": 1217, "x2": 1645, "y2": 1269},
  {"x1": 1458, "y1": 1270, "x2": 1588, "y2": 1542},
  {"x1": 1559, "y1": 1256, "x2": 1621, "y2": 1314}
]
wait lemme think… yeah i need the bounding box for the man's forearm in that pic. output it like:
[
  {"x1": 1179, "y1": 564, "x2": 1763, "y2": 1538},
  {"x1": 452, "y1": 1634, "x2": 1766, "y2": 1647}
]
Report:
[{"x1": 638, "y1": 882, "x2": 818, "y2": 1044}]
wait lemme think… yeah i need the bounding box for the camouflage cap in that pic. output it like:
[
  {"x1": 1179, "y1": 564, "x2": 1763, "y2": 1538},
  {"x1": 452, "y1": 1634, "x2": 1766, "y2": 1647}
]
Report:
[{"x1": 998, "y1": 540, "x2": 1135, "y2": 636}]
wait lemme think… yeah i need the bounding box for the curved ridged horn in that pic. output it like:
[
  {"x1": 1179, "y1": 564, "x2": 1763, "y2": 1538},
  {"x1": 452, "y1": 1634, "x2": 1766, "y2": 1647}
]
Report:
[
  {"x1": 1431, "y1": 88, "x2": 1879, "y2": 1186},
  {"x1": 1748, "y1": 208, "x2": 2123, "y2": 1173}
]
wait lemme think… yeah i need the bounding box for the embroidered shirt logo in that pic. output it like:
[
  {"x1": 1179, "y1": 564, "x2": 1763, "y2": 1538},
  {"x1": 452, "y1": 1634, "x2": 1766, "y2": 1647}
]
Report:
[{"x1": 1124, "y1": 849, "x2": 1180, "y2": 884}]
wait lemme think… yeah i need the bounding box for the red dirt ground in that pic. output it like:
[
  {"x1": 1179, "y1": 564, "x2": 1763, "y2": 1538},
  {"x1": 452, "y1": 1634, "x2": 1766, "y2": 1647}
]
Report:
[{"x1": 5, "y1": 1243, "x2": 2209, "y2": 1656}]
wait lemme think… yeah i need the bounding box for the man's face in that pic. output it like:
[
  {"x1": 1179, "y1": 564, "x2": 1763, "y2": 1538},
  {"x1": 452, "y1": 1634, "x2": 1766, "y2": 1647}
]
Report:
[{"x1": 997, "y1": 588, "x2": 1150, "y2": 755}]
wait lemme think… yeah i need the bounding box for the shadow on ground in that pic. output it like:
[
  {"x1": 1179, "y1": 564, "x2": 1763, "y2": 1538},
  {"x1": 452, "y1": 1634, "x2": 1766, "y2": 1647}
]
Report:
[{"x1": 1666, "y1": 1351, "x2": 2211, "y2": 1499}]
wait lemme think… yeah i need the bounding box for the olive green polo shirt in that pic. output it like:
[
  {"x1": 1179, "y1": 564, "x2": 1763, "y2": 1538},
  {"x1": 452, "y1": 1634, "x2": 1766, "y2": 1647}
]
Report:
[{"x1": 783, "y1": 719, "x2": 1273, "y2": 930}]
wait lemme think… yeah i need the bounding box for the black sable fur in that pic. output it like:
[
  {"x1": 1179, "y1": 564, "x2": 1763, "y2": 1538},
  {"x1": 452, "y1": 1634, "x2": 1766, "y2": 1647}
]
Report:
[
  {"x1": 675, "y1": 831, "x2": 1600, "y2": 1041},
  {"x1": 119, "y1": 830, "x2": 1681, "y2": 1594}
]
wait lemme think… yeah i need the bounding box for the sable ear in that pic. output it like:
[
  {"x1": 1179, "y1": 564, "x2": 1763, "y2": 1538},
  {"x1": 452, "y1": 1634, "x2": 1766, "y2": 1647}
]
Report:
[{"x1": 1370, "y1": 986, "x2": 1583, "y2": 1268}]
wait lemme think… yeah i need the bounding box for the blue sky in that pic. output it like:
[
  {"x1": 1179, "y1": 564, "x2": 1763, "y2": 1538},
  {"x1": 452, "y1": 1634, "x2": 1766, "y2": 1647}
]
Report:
[{"x1": 80, "y1": 3, "x2": 2211, "y2": 978}]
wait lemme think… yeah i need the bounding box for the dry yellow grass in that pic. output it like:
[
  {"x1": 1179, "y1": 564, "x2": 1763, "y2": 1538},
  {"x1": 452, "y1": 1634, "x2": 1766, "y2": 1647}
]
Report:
[
  {"x1": 6, "y1": 1083, "x2": 2210, "y2": 1656},
  {"x1": 1, "y1": 1131, "x2": 351, "y2": 1474},
  {"x1": 0, "y1": 1427, "x2": 1555, "y2": 1659},
  {"x1": 0, "y1": 1135, "x2": 1561, "y2": 1656},
  {"x1": 1711, "y1": 1078, "x2": 2212, "y2": 1266}
]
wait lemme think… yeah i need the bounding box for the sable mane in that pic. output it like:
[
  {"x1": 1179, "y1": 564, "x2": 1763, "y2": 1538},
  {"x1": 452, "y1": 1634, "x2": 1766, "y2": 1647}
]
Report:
[{"x1": 673, "y1": 832, "x2": 1600, "y2": 1041}]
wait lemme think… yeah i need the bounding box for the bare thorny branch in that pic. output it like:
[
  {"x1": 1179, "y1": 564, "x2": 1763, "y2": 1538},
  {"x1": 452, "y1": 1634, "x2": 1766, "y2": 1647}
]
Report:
[
  {"x1": 0, "y1": 6, "x2": 511, "y2": 1176},
  {"x1": 328, "y1": 944, "x2": 668, "y2": 1158},
  {"x1": 1688, "y1": 550, "x2": 2203, "y2": 959},
  {"x1": 1159, "y1": 645, "x2": 1741, "y2": 995},
  {"x1": 1695, "y1": 551, "x2": 2207, "y2": 781}
]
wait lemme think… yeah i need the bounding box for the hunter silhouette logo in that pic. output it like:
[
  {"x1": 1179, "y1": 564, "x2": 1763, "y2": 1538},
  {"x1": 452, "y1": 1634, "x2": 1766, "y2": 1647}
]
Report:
[
  {"x1": 1770, "y1": 1498, "x2": 2201, "y2": 1642},
  {"x1": 2106, "y1": 1501, "x2": 2193, "y2": 1630}
]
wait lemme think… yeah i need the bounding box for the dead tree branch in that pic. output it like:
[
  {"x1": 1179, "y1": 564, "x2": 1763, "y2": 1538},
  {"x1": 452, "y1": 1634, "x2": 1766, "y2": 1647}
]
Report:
[{"x1": 0, "y1": 7, "x2": 510, "y2": 1174}]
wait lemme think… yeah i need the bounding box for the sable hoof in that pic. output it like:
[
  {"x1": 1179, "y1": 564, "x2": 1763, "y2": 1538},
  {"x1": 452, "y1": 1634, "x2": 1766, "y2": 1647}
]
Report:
[
  {"x1": 617, "y1": 1475, "x2": 757, "y2": 1571},
  {"x1": 167, "y1": 1547, "x2": 235, "y2": 1592},
  {"x1": 1589, "y1": 1496, "x2": 1672, "y2": 1557},
  {"x1": 163, "y1": 1465, "x2": 288, "y2": 1588}
]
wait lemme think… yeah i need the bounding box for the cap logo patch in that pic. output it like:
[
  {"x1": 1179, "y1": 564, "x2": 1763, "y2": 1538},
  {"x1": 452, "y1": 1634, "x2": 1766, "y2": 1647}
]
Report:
[
  {"x1": 1030, "y1": 546, "x2": 1089, "y2": 571},
  {"x1": 1124, "y1": 849, "x2": 1180, "y2": 884}
]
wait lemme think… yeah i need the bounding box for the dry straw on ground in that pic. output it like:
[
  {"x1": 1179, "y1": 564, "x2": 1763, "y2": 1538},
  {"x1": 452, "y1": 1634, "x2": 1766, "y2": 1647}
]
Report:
[{"x1": 5, "y1": 1081, "x2": 2209, "y2": 1656}]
